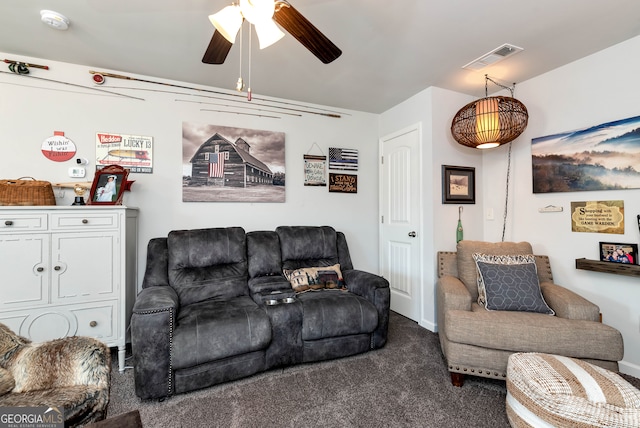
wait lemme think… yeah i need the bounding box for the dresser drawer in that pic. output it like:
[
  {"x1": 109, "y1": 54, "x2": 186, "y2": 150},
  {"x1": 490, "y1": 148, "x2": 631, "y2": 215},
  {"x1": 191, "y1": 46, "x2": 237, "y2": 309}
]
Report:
[
  {"x1": 51, "y1": 212, "x2": 119, "y2": 230},
  {"x1": 72, "y1": 303, "x2": 116, "y2": 341},
  {"x1": 0, "y1": 213, "x2": 48, "y2": 232}
]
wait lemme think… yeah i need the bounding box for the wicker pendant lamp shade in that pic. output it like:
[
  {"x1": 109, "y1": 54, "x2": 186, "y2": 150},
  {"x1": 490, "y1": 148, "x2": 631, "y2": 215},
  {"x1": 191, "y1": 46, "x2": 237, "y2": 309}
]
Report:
[{"x1": 451, "y1": 76, "x2": 529, "y2": 149}]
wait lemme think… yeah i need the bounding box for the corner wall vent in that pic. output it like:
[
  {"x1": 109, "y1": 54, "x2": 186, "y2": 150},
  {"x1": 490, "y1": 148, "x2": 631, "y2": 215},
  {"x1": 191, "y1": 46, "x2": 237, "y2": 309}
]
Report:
[{"x1": 462, "y1": 43, "x2": 523, "y2": 71}]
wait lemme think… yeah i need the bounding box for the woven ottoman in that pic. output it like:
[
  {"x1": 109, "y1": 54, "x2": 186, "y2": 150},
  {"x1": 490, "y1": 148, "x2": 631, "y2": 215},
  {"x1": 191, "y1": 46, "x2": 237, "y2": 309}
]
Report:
[{"x1": 506, "y1": 353, "x2": 640, "y2": 428}]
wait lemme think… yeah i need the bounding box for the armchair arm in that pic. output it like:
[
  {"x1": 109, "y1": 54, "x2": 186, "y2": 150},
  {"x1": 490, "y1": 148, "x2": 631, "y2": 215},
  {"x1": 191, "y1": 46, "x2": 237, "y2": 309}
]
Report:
[
  {"x1": 540, "y1": 281, "x2": 600, "y2": 321},
  {"x1": 436, "y1": 276, "x2": 472, "y2": 338},
  {"x1": 343, "y1": 269, "x2": 390, "y2": 349},
  {"x1": 131, "y1": 285, "x2": 179, "y2": 399}
]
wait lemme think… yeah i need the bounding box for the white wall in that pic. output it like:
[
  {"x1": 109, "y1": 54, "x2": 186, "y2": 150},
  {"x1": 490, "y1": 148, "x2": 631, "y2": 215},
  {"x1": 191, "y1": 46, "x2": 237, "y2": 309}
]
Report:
[
  {"x1": 482, "y1": 35, "x2": 640, "y2": 377},
  {"x1": 0, "y1": 53, "x2": 380, "y2": 287},
  {"x1": 379, "y1": 87, "x2": 485, "y2": 330}
]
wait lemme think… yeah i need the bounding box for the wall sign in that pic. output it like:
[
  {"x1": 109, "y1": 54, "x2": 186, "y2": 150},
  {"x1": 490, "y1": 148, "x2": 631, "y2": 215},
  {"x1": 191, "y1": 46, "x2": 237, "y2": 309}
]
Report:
[
  {"x1": 304, "y1": 155, "x2": 326, "y2": 186},
  {"x1": 329, "y1": 173, "x2": 357, "y2": 193},
  {"x1": 96, "y1": 132, "x2": 154, "y2": 173},
  {"x1": 41, "y1": 131, "x2": 76, "y2": 162},
  {"x1": 571, "y1": 200, "x2": 624, "y2": 234}
]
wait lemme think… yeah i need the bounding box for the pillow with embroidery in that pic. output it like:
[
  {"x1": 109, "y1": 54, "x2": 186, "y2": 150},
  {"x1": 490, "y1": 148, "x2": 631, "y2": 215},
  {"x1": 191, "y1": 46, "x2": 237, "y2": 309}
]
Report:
[
  {"x1": 283, "y1": 264, "x2": 345, "y2": 293},
  {"x1": 472, "y1": 253, "x2": 554, "y2": 315}
]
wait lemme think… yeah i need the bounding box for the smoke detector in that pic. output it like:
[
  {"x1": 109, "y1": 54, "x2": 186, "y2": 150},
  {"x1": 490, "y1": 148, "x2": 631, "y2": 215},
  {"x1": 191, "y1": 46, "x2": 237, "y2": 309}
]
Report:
[
  {"x1": 40, "y1": 10, "x2": 70, "y2": 30},
  {"x1": 462, "y1": 43, "x2": 523, "y2": 71}
]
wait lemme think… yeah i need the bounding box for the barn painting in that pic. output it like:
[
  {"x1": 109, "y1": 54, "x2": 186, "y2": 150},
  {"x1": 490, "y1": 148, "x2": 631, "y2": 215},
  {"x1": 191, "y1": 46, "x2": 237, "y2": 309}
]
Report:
[{"x1": 182, "y1": 123, "x2": 285, "y2": 202}]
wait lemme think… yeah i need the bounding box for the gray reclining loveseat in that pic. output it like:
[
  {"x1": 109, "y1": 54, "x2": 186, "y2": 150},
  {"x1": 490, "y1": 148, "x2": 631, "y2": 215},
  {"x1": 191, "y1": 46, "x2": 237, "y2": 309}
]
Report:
[{"x1": 131, "y1": 226, "x2": 390, "y2": 399}]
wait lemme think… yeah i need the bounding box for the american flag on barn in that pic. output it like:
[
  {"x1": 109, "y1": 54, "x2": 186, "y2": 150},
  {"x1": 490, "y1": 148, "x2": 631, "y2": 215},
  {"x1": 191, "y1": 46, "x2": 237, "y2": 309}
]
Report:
[
  {"x1": 208, "y1": 152, "x2": 225, "y2": 177},
  {"x1": 188, "y1": 133, "x2": 275, "y2": 188},
  {"x1": 329, "y1": 147, "x2": 358, "y2": 171}
]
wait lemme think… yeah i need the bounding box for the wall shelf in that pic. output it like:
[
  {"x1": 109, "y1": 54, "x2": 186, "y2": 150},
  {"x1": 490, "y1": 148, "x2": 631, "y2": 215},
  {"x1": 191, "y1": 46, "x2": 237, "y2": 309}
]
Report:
[{"x1": 575, "y1": 258, "x2": 640, "y2": 278}]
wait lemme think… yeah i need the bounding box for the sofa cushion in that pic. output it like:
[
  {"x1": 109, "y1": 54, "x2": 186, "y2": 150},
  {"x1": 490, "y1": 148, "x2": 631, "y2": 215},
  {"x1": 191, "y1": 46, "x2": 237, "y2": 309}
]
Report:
[
  {"x1": 473, "y1": 253, "x2": 554, "y2": 315},
  {"x1": 283, "y1": 264, "x2": 345, "y2": 292},
  {"x1": 457, "y1": 241, "x2": 533, "y2": 302},
  {"x1": 276, "y1": 226, "x2": 340, "y2": 269},
  {"x1": 246, "y1": 231, "x2": 282, "y2": 279},
  {"x1": 445, "y1": 309, "x2": 624, "y2": 361},
  {"x1": 167, "y1": 227, "x2": 248, "y2": 306},
  {"x1": 297, "y1": 291, "x2": 378, "y2": 340},
  {"x1": 173, "y1": 296, "x2": 271, "y2": 370}
]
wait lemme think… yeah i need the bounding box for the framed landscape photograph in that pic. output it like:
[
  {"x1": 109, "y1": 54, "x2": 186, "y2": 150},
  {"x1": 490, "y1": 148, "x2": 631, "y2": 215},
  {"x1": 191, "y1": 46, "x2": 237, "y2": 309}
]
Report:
[
  {"x1": 599, "y1": 242, "x2": 638, "y2": 264},
  {"x1": 442, "y1": 165, "x2": 475, "y2": 204}
]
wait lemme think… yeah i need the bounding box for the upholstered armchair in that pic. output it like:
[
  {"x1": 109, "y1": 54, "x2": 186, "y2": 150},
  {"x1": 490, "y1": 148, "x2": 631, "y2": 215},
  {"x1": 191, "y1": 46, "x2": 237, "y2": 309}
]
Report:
[
  {"x1": 0, "y1": 323, "x2": 111, "y2": 427},
  {"x1": 436, "y1": 240, "x2": 624, "y2": 387}
]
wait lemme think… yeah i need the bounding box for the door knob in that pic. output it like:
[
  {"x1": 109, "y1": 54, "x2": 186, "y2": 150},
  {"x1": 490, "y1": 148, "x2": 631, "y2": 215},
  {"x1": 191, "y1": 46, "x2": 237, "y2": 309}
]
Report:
[{"x1": 408, "y1": 231, "x2": 417, "y2": 237}]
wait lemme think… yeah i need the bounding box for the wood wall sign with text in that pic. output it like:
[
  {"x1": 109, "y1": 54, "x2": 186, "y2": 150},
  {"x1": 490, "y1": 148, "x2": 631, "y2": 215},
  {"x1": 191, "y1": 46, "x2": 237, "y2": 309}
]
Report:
[{"x1": 329, "y1": 173, "x2": 357, "y2": 193}]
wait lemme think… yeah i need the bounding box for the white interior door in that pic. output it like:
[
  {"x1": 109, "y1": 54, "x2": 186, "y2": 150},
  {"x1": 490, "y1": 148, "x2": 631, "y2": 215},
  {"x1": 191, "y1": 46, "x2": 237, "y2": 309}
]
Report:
[{"x1": 379, "y1": 124, "x2": 422, "y2": 321}]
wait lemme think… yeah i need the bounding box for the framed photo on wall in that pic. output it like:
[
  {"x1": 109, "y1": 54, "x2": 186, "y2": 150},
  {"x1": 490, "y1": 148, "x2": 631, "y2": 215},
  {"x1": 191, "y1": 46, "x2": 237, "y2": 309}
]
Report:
[
  {"x1": 442, "y1": 165, "x2": 475, "y2": 204},
  {"x1": 88, "y1": 164, "x2": 129, "y2": 205},
  {"x1": 599, "y1": 242, "x2": 638, "y2": 264}
]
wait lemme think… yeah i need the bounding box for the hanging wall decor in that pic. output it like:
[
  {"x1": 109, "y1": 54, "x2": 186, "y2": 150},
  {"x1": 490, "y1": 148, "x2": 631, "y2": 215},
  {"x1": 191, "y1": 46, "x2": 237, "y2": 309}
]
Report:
[
  {"x1": 442, "y1": 165, "x2": 475, "y2": 204},
  {"x1": 532, "y1": 114, "x2": 640, "y2": 193},
  {"x1": 329, "y1": 173, "x2": 357, "y2": 193},
  {"x1": 182, "y1": 122, "x2": 285, "y2": 202},
  {"x1": 304, "y1": 155, "x2": 327, "y2": 186},
  {"x1": 96, "y1": 132, "x2": 154, "y2": 173},
  {"x1": 570, "y1": 200, "x2": 624, "y2": 234},
  {"x1": 329, "y1": 147, "x2": 358, "y2": 171}
]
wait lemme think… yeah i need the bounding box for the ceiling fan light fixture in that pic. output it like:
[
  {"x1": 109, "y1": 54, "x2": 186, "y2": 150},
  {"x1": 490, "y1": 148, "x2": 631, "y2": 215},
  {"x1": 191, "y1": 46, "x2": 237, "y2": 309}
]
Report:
[
  {"x1": 239, "y1": 0, "x2": 276, "y2": 24},
  {"x1": 254, "y1": 19, "x2": 285, "y2": 49},
  {"x1": 209, "y1": 5, "x2": 243, "y2": 43}
]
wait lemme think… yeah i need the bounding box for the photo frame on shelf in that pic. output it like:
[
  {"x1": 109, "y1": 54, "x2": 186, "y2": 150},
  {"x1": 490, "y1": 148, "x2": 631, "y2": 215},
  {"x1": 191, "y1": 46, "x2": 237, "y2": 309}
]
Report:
[
  {"x1": 442, "y1": 165, "x2": 475, "y2": 204},
  {"x1": 599, "y1": 242, "x2": 638, "y2": 265},
  {"x1": 88, "y1": 164, "x2": 129, "y2": 205}
]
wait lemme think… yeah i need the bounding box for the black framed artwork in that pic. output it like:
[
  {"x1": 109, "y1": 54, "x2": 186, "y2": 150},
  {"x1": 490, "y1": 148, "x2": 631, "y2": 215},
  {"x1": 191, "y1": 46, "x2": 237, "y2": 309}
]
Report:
[{"x1": 442, "y1": 165, "x2": 475, "y2": 204}]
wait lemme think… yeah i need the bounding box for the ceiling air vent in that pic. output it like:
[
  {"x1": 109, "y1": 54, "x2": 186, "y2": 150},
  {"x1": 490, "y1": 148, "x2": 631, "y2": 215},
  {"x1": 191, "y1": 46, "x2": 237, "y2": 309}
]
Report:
[{"x1": 462, "y1": 43, "x2": 523, "y2": 71}]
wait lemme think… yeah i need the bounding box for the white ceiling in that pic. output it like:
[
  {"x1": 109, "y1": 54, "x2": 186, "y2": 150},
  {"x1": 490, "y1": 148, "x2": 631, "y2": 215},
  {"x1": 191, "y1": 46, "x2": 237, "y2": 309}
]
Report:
[{"x1": 2, "y1": 1, "x2": 640, "y2": 113}]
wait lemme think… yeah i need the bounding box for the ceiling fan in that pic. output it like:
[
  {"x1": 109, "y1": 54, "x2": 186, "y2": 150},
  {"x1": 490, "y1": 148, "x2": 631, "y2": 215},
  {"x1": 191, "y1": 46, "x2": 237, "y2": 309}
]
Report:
[{"x1": 202, "y1": 0, "x2": 342, "y2": 65}]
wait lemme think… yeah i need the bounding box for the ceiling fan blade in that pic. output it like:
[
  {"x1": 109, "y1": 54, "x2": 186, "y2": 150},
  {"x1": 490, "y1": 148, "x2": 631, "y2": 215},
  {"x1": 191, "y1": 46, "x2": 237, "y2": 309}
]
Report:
[
  {"x1": 273, "y1": 2, "x2": 342, "y2": 64},
  {"x1": 202, "y1": 31, "x2": 233, "y2": 64}
]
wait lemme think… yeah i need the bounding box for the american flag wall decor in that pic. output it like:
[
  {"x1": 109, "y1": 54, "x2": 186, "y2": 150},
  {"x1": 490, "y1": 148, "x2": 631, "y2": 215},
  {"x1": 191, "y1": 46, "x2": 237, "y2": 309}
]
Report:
[{"x1": 329, "y1": 147, "x2": 358, "y2": 171}]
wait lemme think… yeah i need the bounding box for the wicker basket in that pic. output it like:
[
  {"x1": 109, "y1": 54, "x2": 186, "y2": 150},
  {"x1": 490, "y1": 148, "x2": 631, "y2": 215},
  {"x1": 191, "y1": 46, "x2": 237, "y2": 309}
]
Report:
[{"x1": 0, "y1": 177, "x2": 56, "y2": 206}]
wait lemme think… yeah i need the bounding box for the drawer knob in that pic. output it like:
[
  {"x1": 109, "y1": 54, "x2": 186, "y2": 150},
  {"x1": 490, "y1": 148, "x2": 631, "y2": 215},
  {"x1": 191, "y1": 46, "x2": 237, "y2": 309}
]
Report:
[
  {"x1": 54, "y1": 265, "x2": 61, "y2": 271},
  {"x1": 82, "y1": 219, "x2": 89, "y2": 224},
  {"x1": 90, "y1": 321, "x2": 98, "y2": 328},
  {"x1": 4, "y1": 220, "x2": 13, "y2": 226},
  {"x1": 36, "y1": 267, "x2": 44, "y2": 272}
]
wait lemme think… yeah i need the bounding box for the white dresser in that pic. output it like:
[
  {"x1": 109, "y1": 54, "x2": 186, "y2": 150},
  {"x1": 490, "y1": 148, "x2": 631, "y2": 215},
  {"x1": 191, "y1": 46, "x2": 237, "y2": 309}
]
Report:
[{"x1": 0, "y1": 206, "x2": 138, "y2": 372}]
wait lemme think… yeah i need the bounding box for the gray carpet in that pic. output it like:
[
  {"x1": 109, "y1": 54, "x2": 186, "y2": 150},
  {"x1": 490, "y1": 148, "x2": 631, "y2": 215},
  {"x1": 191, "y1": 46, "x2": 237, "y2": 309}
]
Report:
[{"x1": 106, "y1": 312, "x2": 640, "y2": 427}]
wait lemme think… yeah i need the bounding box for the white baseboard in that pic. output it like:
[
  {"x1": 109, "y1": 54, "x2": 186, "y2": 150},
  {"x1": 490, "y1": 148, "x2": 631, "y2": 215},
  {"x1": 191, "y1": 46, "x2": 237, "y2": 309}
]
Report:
[
  {"x1": 619, "y1": 359, "x2": 640, "y2": 379},
  {"x1": 419, "y1": 319, "x2": 437, "y2": 332}
]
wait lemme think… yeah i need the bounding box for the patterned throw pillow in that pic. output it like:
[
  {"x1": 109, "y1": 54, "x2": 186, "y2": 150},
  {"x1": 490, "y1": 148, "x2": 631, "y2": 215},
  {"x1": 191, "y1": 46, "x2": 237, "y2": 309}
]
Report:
[
  {"x1": 283, "y1": 264, "x2": 345, "y2": 293},
  {"x1": 472, "y1": 253, "x2": 555, "y2": 315}
]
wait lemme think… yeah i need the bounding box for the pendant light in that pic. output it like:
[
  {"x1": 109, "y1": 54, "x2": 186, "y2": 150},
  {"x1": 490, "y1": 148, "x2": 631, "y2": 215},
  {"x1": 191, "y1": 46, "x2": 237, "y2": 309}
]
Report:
[{"x1": 451, "y1": 75, "x2": 528, "y2": 149}]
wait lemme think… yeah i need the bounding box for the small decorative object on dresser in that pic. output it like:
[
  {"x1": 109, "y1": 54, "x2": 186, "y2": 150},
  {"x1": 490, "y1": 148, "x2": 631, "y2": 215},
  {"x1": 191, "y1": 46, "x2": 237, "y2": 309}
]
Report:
[
  {"x1": 0, "y1": 205, "x2": 138, "y2": 372},
  {"x1": 88, "y1": 165, "x2": 129, "y2": 205}
]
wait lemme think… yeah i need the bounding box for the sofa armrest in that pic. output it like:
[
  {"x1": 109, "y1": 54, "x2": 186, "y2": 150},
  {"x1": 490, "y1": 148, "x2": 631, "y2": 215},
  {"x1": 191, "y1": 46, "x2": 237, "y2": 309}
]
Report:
[
  {"x1": 343, "y1": 269, "x2": 390, "y2": 349},
  {"x1": 540, "y1": 281, "x2": 600, "y2": 321},
  {"x1": 131, "y1": 286, "x2": 179, "y2": 400}
]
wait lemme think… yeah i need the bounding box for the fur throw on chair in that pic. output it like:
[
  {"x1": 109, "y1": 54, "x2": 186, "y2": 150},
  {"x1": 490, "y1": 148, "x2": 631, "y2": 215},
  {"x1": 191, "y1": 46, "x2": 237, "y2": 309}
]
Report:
[{"x1": 0, "y1": 323, "x2": 111, "y2": 427}]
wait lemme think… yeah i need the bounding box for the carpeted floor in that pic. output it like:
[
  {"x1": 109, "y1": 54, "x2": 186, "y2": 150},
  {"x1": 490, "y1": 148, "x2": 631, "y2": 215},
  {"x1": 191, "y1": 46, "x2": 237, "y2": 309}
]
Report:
[{"x1": 105, "y1": 312, "x2": 640, "y2": 427}]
